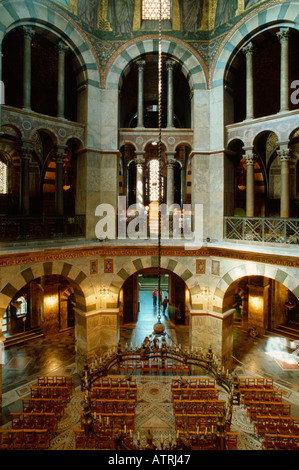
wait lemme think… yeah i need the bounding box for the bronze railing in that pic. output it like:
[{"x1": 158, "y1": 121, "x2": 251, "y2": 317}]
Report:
[
  {"x1": 0, "y1": 215, "x2": 85, "y2": 240},
  {"x1": 224, "y1": 216, "x2": 299, "y2": 244}
]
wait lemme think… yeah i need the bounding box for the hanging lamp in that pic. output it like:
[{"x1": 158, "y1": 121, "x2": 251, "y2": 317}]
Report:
[{"x1": 153, "y1": 0, "x2": 165, "y2": 337}]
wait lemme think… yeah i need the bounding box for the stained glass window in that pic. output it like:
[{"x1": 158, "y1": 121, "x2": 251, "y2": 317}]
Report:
[
  {"x1": 142, "y1": 0, "x2": 171, "y2": 20},
  {"x1": 0, "y1": 159, "x2": 7, "y2": 194}
]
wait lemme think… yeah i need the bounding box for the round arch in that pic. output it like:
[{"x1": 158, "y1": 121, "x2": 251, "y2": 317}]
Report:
[
  {"x1": 213, "y1": 262, "x2": 299, "y2": 314},
  {"x1": 108, "y1": 255, "x2": 201, "y2": 307},
  {"x1": 105, "y1": 36, "x2": 207, "y2": 93},
  {"x1": 0, "y1": 261, "x2": 97, "y2": 332},
  {"x1": 0, "y1": 0, "x2": 100, "y2": 88},
  {"x1": 212, "y1": 1, "x2": 299, "y2": 88}
]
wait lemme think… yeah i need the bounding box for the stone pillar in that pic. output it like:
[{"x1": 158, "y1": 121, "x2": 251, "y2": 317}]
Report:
[
  {"x1": 22, "y1": 26, "x2": 35, "y2": 110},
  {"x1": 166, "y1": 152, "x2": 176, "y2": 207},
  {"x1": 166, "y1": 60, "x2": 175, "y2": 128},
  {"x1": 245, "y1": 151, "x2": 256, "y2": 217},
  {"x1": 136, "y1": 60, "x2": 146, "y2": 128},
  {"x1": 20, "y1": 144, "x2": 32, "y2": 215},
  {"x1": 57, "y1": 41, "x2": 69, "y2": 118},
  {"x1": 243, "y1": 42, "x2": 255, "y2": 120},
  {"x1": 277, "y1": 28, "x2": 290, "y2": 113},
  {"x1": 55, "y1": 148, "x2": 65, "y2": 216},
  {"x1": 135, "y1": 152, "x2": 145, "y2": 208},
  {"x1": 277, "y1": 146, "x2": 291, "y2": 218}
]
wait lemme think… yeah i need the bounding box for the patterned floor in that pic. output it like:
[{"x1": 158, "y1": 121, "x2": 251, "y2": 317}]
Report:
[{"x1": 6, "y1": 372, "x2": 292, "y2": 451}]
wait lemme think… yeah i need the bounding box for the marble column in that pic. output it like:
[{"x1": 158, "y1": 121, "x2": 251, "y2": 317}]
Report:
[
  {"x1": 20, "y1": 144, "x2": 32, "y2": 215},
  {"x1": 166, "y1": 152, "x2": 176, "y2": 207},
  {"x1": 277, "y1": 147, "x2": 291, "y2": 218},
  {"x1": 22, "y1": 26, "x2": 35, "y2": 110},
  {"x1": 245, "y1": 151, "x2": 256, "y2": 217},
  {"x1": 55, "y1": 149, "x2": 65, "y2": 216},
  {"x1": 277, "y1": 28, "x2": 290, "y2": 113},
  {"x1": 166, "y1": 60, "x2": 175, "y2": 128},
  {"x1": 135, "y1": 152, "x2": 145, "y2": 208},
  {"x1": 136, "y1": 60, "x2": 146, "y2": 128},
  {"x1": 243, "y1": 42, "x2": 255, "y2": 120},
  {"x1": 57, "y1": 41, "x2": 69, "y2": 119}
]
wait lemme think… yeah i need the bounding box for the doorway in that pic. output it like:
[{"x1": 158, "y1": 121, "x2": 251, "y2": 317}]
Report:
[{"x1": 121, "y1": 268, "x2": 187, "y2": 326}]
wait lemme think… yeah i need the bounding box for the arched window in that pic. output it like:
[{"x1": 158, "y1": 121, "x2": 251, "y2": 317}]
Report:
[
  {"x1": 0, "y1": 157, "x2": 8, "y2": 194},
  {"x1": 142, "y1": 0, "x2": 171, "y2": 20}
]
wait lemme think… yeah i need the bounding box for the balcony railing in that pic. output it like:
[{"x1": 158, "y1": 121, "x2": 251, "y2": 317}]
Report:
[
  {"x1": 224, "y1": 217, "x2": 299, "y2": 244},
  {"x1": 0, "y1": 215, "x2": 86, "y2": 241}
]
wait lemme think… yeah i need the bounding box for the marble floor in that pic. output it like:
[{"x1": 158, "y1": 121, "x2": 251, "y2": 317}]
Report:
[{"x1": 1, "y1": 289, "x2": 299, "y2": 450}]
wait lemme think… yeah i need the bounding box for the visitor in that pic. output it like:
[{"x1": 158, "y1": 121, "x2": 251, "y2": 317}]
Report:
[
  {"x1": 162, "y1": 296, "x2": 169, "y2": 314},
  {"x1": 152, "y1": 288, "x2": 157, "y2": 306}
]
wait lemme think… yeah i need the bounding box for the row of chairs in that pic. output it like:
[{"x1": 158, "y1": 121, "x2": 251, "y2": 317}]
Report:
[
  {"x1": 30, "y1": 385, "x2": 72, "y2": 402},
  {"x1": 74, "y1": 429, "x2": 115, "y2": 450},
  {"x1": 82, "y1": 412, "x2": 135, "y2": 431},
  {"x1": 246, "y1": 401, "x2": 292, "y2": 421},
  {"x1": 0, "y1": 429, "x2": 50, "y2": 450},
  {"x1": 37, "y1": 375, "x2": 74, "y2": 389},
  {"x1": 172, "y1": 388, "x2": 220, "y2": 401},
  {"x1": 10, "y1": 412, "x2": 58, "y2": 435},
  {"x1": 175, "y1": 413, "x2": 218, "y2": 432},
  {"x1": 242, "y1": 389, "x2": 284, "y2": 404},
  {"x1": 92, "y1": 377, "x2": 137, "y2": 388},
  {"x1": 238, "y1": 377, "x2": 274, "y2": 390},
  {"x1": 22, "y1": 398, "x2": 66, "y2": 419},
  {"x1": 254, "y1": 415, "x2": 299, "y2": 437},
  {"x1": 173, "y1": 399, "x2": 226, "y2": 415},
  {"x1": 119, "y1": 358, "x2": 189, "y2": 376},
  {"x1": 177, "y1": 430, "x2": 238, "y2": 450},
  {"x1": 90, "y1": 399, "x2": 136, "y2": 414},
  {"x1": 172, "y1": 378, "x2": 216, "y2": 389},
  {"x1": 262, "y1": 433, "x2": 299, "y2": 450},
  {"x1": 90, "y1": 387, "x2": 137, "y2": 400}
]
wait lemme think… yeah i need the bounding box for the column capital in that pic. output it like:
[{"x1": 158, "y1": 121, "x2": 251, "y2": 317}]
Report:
[
  {"x1": 135, "y1": 152, "x2": 145, "y2": 167},
  {"x1": 57, "y1": 40, "x2": 69, "y2": 54},
  {"x1": 277, "y1": 27, "x2": 290, "y2": 42},
  {"x1": 23, "y1": 26, "x2": 35, "y2": 41},
  {"x1": 243, "y1": 42, "x2": 255, "y2": 56},
  {"x1": 136, "y1": 59, "x2": 146, "y2": 70},
  {"x1": 277, "y1": 148, "x2": 291, "y2": 162},
  {"x1": 21, "y1": 142, "x2": 33, "y2": 158},
  {"x1": 166, "y1": 59, "x2": 175, "y2": 70},
  {"x1": 244, "y1": 151, "x2": 256, "y2": 166}
]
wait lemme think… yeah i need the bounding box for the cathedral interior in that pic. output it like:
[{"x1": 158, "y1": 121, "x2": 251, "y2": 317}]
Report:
[{"x1": 0, "y1": 0, "x2": 299, "y2": 453}]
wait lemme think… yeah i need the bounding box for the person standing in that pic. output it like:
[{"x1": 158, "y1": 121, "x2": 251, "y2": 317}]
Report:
[
  {"x1": 152, "y1": 288, "x2": 157, "y2": 307},
  {"x1": 162, "y1": 296, "x2": 169, "y2": 315}
]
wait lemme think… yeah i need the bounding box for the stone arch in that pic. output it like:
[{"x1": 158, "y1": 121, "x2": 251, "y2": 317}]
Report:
[
  {"x1": 0, "y1": 261, "x2": 97, "y2": 329},
  {"x1": 212, "y1": 1, "x2": 299, "y2": 88},
  {"x1": 108, "y1": 255, "x2": 201, "y2": 306},
  {"x1": 213, "y1": 262, "x2": 299, "y2": 314},
  {"x1": 0, "y1": 0, "x2": 100, "y2": 89},
  {"x1": 105, "y1": 36, "x2": 207, "y2": 93}
]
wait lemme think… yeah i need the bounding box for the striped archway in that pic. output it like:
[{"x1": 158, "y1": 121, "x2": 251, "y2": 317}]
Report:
[
  {"x1": 108, "y1": 255, "x2": 201, "y2": 307},
  {"x1": 0, "y1": 260, "x2": 97, "y2": 329},
  {"x1": 213, "y1": 262, "x2": 299, "y2": 315}
]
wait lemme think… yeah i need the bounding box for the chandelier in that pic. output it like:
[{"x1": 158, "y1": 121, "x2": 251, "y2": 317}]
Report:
[{"x1": 152, "y1": 0, "x2": 165, "y2": 337}]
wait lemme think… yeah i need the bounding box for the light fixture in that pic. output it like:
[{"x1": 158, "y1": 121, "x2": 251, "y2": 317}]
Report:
[
  {"x1": 63, "y1": 167, "x2": 70, "y2": 191},
  {"x1": 153, "y1": 0, "x2": 165, "y2": 337}
]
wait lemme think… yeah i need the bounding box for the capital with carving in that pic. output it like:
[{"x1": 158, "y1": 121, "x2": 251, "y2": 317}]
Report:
[
  {"x1": 57, "y1": 41, "x2": 69, "y2": 55},
  {"x1": 277, "y1": 148, "x2": 290, "y2": 162},
  {"x1": 243, "y1": 42, "x2": 255, "y2": 56},
  {"x1": 23, "y1": 26, "x2": 35, "y2": 41},
  {"x1": 277, "y1": 28, "x2": 290, "y2": 42},
  {"x1": 244, "y1": 151, "x2": 256, "y2": 166}
]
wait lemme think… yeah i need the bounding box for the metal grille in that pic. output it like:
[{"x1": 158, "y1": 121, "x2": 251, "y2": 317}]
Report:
[{"x1": 224, "y1": 217, "x2": 299, "y2": 244}]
